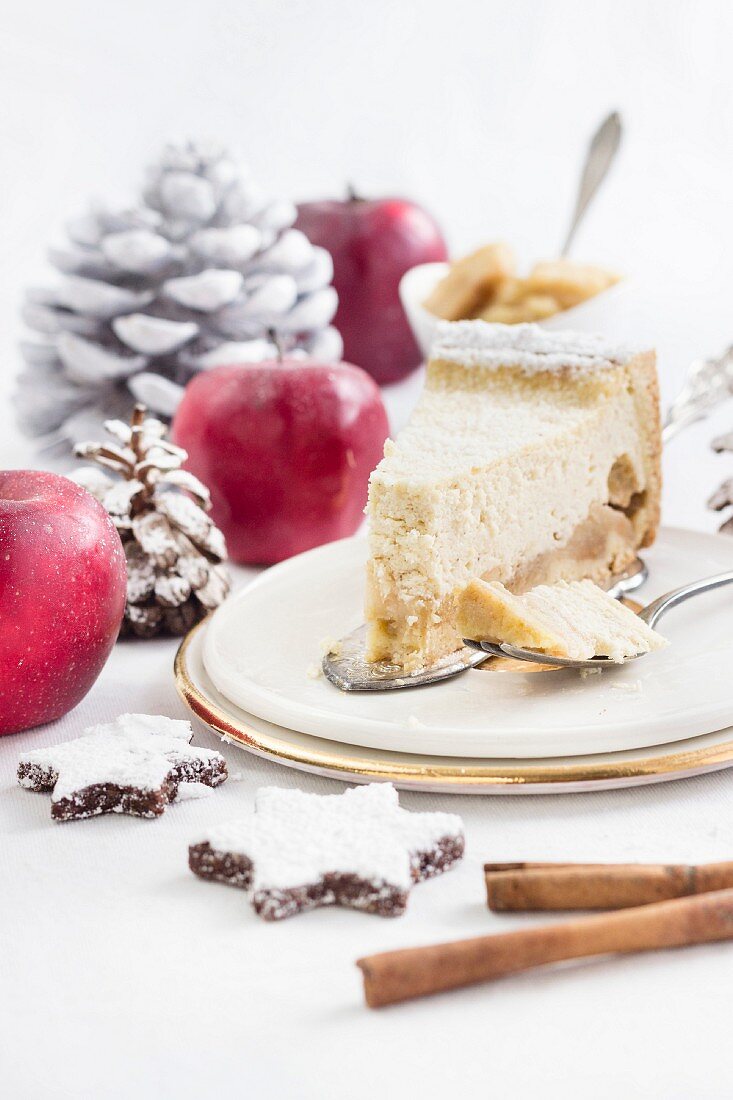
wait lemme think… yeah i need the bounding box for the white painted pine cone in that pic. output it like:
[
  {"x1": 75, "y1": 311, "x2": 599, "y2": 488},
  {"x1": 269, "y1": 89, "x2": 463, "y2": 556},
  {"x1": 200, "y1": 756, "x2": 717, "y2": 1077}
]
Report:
[{"x1": 17, "y1": 140, "x2": 343, "y2": 445}]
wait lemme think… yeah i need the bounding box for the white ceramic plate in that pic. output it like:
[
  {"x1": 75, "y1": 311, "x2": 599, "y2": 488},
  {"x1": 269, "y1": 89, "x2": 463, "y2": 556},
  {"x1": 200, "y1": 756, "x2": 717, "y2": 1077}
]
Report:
[
  {"x1": 202, "y1": 528, "x2": 733, "y2": 759},
  {"x1": 177, "y1": 621, "x2": 733, "y2": 794}
]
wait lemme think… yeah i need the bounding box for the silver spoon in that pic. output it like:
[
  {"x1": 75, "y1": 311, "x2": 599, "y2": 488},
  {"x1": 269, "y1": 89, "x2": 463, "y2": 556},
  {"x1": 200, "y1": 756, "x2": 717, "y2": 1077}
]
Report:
[
  {"x1": 464, "y1": 570, "x2": 733, "y2": 671},
  {"x1": 561, "y1": 112, "x2": 622, "y2": 256},
  {"x1": 561, "y1": 109, "x2": 733, "y2": 434},
  {"x1": 562, "y1": 112, "x2": 733, "y2": 434}
]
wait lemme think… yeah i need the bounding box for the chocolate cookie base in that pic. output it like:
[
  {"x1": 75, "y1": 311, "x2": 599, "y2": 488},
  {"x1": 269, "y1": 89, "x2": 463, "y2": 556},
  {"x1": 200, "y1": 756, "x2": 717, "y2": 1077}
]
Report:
[
  {"x1": 410, "y1": 834, "x2": 466, "y2": 882},
  {"x1": 253, "y1": 875, "x2": 409, "y2": 921},
  {"x1": 189, "y1": 832, "x2": 465, "y2": 921},
  {"x1": 189, "y1": 841, "x2": 254, "y2": 889}
]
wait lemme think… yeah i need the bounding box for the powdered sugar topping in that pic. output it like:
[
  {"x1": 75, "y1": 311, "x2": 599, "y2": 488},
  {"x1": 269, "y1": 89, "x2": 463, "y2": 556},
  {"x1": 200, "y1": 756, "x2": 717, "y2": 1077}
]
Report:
[
  {"x1": 433, "y1": 320, "x2": 642, "y2": 372},
  {"x1": 18, "y1": 713, "x2": 217, "y2": 802},
  {"x1": 201, "y1": 783, "x2": 464, "y2": 892}
]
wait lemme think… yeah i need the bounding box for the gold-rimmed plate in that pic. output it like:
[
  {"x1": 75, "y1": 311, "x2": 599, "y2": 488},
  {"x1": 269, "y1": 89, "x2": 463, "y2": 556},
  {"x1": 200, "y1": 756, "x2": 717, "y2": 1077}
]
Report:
[
  {"x1": 175, "y1": 617, "x2": 733, "y2": 794},
  {"x1": 199, "y1": 530, "x2": 733, "y2": 759}
]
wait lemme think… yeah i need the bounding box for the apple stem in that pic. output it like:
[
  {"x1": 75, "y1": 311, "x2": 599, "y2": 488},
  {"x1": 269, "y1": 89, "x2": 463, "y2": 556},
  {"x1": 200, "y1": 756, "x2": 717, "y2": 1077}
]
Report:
[
  {"x1": 346, "y1": 182, "x2": 364, "y2": 202},
  {"x1": 267, "y1": 327, "x2": 285, "y2": 364}
]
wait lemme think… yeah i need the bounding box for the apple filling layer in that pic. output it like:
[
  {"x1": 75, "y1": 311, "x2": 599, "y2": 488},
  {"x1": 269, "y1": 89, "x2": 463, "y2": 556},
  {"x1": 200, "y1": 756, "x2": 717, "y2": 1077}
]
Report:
[{"x1": 365, "y1": 502, "x2": 641, "y2": 670}]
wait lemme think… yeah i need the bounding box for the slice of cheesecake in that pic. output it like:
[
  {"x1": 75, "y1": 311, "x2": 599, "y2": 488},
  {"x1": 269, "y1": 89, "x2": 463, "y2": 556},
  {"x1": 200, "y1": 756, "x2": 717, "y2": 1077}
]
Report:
[
  {"x1": 365, "y1": 321, "x2": 661, "y2": 672},
  {"x1": 457, "y1": 578, "x2": 667, "y2": 662}
]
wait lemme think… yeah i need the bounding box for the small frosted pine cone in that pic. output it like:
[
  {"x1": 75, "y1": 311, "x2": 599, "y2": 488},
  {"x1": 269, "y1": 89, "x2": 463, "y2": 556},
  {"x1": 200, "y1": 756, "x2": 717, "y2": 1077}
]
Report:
[{"x1": 72, "y1": 404, "x2": 230, "y2": 638}]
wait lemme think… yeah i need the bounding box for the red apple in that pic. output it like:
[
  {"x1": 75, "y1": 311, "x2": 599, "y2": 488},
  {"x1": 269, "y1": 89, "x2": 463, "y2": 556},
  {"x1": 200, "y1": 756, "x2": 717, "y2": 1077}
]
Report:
[
  {"x1": 296, "y1": 189, "x2": 447, "y2": 386},
  {"x1": 0, "y1": 471, "x2": 127, "y2": 736},
  {"x1": 172, "y1": 358, "x2": 389, "y2": 565}
]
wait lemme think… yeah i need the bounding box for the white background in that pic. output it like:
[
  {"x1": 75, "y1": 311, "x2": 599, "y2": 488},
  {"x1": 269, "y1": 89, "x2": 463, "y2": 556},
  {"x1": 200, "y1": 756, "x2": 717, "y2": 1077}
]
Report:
[{"x1": 3, "y1": 2, "x2": 733, "y2": 1097}]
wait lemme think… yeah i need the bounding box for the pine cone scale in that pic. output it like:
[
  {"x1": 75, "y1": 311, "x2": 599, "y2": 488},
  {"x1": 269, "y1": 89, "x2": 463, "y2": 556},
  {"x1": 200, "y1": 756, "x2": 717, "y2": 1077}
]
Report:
[{"x1": 72, "y1": 404, "x2": 230, "y2": 638}]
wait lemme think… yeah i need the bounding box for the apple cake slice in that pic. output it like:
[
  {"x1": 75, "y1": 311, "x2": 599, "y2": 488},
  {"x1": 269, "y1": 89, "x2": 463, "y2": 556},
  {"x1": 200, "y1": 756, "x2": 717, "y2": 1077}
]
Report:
[{"x1": 365, "y1": 321, "x2": 661, "y2": 672}]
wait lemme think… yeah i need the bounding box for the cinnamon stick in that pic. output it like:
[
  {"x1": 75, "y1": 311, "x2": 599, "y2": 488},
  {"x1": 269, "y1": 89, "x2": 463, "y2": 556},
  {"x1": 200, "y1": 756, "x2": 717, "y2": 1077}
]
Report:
[
  {"x1": 484, "y1": 860, "x2": 733, "y2": 911},
  {"x1": 357, "y1": 887, "x2": 733, "y2": 1008}
]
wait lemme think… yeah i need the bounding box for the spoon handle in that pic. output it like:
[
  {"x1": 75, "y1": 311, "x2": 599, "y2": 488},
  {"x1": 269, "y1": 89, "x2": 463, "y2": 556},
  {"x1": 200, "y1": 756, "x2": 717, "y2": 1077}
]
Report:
[
  {"x1": 639, "y1": 570, "x2": 733, "y2": 629},
  {"x1": 560, "y1": 112, "x2": 622, "y2": 257}
]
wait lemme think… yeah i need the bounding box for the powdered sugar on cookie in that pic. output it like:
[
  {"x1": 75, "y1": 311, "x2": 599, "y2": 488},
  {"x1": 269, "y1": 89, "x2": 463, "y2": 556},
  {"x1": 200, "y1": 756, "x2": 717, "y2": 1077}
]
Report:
[
  {"x1": 18, "y1": 713, "x2": 227, "y2": 820},
  {"x1": 189, "y1": 783, "x2": 464, "y2": 920}
]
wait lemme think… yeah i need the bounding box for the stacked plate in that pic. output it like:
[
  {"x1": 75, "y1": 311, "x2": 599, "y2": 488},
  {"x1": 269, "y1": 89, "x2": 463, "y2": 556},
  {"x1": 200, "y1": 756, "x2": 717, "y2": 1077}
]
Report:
[{"x1": 175, "y1": 528, "x2": 733, "y2": 794}]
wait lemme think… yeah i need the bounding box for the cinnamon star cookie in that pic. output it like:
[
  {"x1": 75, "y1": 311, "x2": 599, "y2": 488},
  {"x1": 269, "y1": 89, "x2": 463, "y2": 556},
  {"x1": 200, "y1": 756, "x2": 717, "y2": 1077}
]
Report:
[
  {"x1": 18, "y1": 713, "x2": 227, "y2": 821},
  {"x1": 189, "y1": 783, "x2": 464, "y2": 920}
]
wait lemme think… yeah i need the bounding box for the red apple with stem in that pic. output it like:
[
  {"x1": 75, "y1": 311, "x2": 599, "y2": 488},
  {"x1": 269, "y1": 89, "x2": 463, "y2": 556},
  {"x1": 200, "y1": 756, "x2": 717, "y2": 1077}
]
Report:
[
  {"x1": 296, "y1": 187, "x2": 448, "y2": 386},
  {"x1": 0, "y1": 471, "x2": 127, "y2": 736},
  {"x1": 172, "y1": 351, "x2": 389, "y2": 565}
]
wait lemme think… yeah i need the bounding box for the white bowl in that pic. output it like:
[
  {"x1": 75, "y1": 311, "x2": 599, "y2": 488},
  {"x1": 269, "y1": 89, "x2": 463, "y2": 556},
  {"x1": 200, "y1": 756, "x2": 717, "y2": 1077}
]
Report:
[{"x1": 399, "y1": 261, "x2": 645, "y2": 359}]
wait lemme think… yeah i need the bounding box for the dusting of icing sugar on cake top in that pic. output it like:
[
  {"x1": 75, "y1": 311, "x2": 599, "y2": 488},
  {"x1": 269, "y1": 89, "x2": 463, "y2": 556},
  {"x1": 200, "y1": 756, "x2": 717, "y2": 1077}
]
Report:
[{"x1": 432, "y1": 320, "x2": 643, "y2": 372}]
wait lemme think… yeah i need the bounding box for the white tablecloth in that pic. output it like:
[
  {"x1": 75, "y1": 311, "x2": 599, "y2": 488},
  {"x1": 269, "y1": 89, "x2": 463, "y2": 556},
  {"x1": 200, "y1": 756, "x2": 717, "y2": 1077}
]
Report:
[
  {"x1": 5, "y1": 2, "x2": 733, "y2": 1095},
  {"x1": 4, "y1": 631, "x2": 733, "y2": 1099}
]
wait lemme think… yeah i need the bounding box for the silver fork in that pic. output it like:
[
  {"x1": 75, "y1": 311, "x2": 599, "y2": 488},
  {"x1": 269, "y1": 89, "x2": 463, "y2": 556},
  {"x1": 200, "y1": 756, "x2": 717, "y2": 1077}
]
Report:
[{"x1": 464, "y1": 571, "x2": 733, "y2": 671}]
